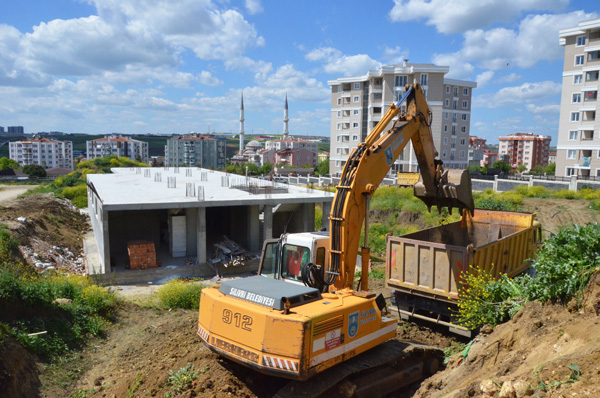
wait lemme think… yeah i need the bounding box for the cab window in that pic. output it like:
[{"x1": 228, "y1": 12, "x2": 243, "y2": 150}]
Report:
[
  {"x1": 282, "y1": 244, "x2": 310, "y2": 280},
  {"x1": 259, "y1": 241, "x2": 279, "y2": 279}
]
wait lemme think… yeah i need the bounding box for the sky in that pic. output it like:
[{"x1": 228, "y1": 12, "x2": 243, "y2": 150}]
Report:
[{"x1": 0, "y1": 0, "x2": 598, "y2": 144}]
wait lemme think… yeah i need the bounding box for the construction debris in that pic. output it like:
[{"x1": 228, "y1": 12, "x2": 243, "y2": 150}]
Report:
[{"x1": 210, "y1": 235, "x2": 256, "y2": 268}]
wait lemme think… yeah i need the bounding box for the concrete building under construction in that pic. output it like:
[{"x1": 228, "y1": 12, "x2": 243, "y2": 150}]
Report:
[{"x1": 86, "y1": 167, "x2": 334, "y2": 280}]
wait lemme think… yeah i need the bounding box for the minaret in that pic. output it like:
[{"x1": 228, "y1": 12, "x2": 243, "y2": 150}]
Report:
[
  {"x1": 239, "y1": 92, "x2": 245, "y2": 153},
  {"x1": 283, "y1": 93, "x2": 289, "y2": 139}
]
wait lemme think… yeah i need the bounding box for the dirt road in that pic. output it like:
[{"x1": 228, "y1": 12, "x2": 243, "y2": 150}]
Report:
[{"x1": 0, "y1": 184, "x2": 38, "y2": 204}]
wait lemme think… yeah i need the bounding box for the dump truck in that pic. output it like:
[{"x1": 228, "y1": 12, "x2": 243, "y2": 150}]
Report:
[{"x1": 386, "y1": 209, "x2": 542, "y2": 336}]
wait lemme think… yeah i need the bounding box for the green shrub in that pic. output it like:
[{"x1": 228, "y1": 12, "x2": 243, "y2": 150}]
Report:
[
  {"x1": 551, "y1": 189, "x2": 578, "y2": 200},
  {"x1": 527, "y1": 223, "x2": 600, "y2": 304},
  {"x1": 0, "y1": 271, "x2": 118, "y2": 360},
  {"x1": 156, "y1": 279, "x2": 203, "y2": 310},
  {"x1": 166, "y1": 363, "x2": 199, "y2": 394}
]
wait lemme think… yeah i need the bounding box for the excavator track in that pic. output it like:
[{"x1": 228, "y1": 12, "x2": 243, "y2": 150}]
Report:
[{"x1": 274, "y1": 339, "x2": 443, "y2": 398}]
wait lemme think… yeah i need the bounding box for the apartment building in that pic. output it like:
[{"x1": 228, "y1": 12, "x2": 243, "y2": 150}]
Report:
[
  {"x1": 556, "y1": 18, "x2": 600, "y2": 177},
  {"x1": 327, "y1": 62, "x2": 476, "y2": 175},
  {"x1": 498, "y1": 133, "x2": 551, "y2": 172},
  {"x1": 9, "y1": 136, "x2": 73, "y2": 169},
  {"x1": 165, "y1": 134, "x2": 226, "y2": 168},
  {"x1": 86, "y1": 135, "x2": 149, "y2": 163}
]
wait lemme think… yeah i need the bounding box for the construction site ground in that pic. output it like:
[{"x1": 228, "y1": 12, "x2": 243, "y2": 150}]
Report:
[{"x1": 2, "y1": 187, "x2": 600, "y2": 397}]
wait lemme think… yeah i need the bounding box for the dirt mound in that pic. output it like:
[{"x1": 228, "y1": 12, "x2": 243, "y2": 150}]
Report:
[
  {"x1": 413, "y1": 274, "x2": 600, "y2": 398},
  {"x1": 521, "y1": 197, "x2": 600, "y2": 237},
  {"x1": 45, "y1": 304, "x2": 278, "y2": 398},
  {"x1": 0, "y1": 194, "x2": 89, "y2": 274},
  {"x1": 0, "y1": 334, "x2": 40, "y2": 398}
]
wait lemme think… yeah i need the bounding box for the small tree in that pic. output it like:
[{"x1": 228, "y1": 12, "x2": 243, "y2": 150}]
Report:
[
  {"x1": 530, "y1": 165, "x2": 544, "y2": 175},
  {"x1": 0, "y1": 157, "x2": 21, "y2": 171},
  {"x1": 544, "y1": 163, "x2": 556, "y2": 175},
  {"x1": 22, "y1": 164, "x2": 47, "y2": 178},
  {"x1": 492, "y1": 160, "x2": 511, "y2": 173},
  {"x1": 315, "y1": 158, "x2": 329, "y2": 176},
  {"x1": 516, "y1": 163, "x2": 527, "y2": 173}
]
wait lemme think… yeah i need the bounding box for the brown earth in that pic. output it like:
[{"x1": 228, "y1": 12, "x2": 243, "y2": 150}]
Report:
[{"x1": 3, "y1": 193, "x2": 600, "y2": 397}]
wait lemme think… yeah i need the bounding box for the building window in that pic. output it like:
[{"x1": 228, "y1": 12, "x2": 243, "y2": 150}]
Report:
[
  {"x1": 567, "y1": 150, "x2": 576, "y2": 159},
  {"x1": 336, "y1": 123, "x2": 341, "y2": 130},
  {"x1": 584, "y1": 90, "x2": 598, "y2": 101},
  {"x1": 571, "y1": 112, "x2": 580, "y2": 122},
  {"x1": 566, "y1": 167, "x2": 575, "y2": 176},
  {"x1": 589, "y1": 51, "x2": 600, "y2": 61},
  {"x1": 575, "y1": 55, "x2": 585, "y2": 66},
  {"x1": 461, "y1": 126, "x2": 467, "y2": 133},
  {"x1": 373, "y1": 93, "x2": 382, "y2": 100},
  {"x1": 445, "y1": 112, "x2": 449, "y2": 120},
  {"x1": 460, "y1": 138, "x2": 466, "y2": 145},
  {"x1": 444, "y1": 125, "x2": 448, "y2": 132},
  {"x1": 353, "y1": 109, "x2": 359, "y2": 115},
  {"x1": 446, "y1": 86, "x2": 450, "y2": 94},
  {"x1": 354, "y1": 83, "x2": 360, "y2": 90},
  {"x1": 453, "y1": 87, "x2": 458, "y2": 97},
  {"x1": 462, "y1": 100, "x2": 468, "y2": 108},
  {"x1": 574, "y1": 75, "x2": 583, "y2": 85},
  {"x1": 353, "y1": 96, "x2": 359, "y2": 103},
  {"x1": 337, "y1": 98, "x2": 342, "y2": 105},
  {"x1": 352, "y1": 135, "x2": 358, "y2": 141},
  {"x1": 460, "y1": 150, "x2": 465, "y2": 158},
  {"x1": 337, "y1": 86, "x2": 342, "y2": 93},
  {"x1": 461, "y1": 114, "x2": 467, "y2": 121},
  {"x1": 572, "y1": 93, "x2": 581, "y2": 103},
  {"x1": 395, "y1": 75, "x2": 408, "y2": 87},
  {"x1": 569, "y1": 131, "x2": 578, "y2": 141},
  {"x1": 453, "y1": 101, "x2": 458, "y2": 110},
  {"x1": 337, "y1": 111, "x2": 341, "y2": 117},
  {"x1": 445, "y1": 99, "x2": 449, "y2": 107},
  {"x1": 463, "y1": 88, "x2": 469, "y2": 96},
  {"x1": 420, "y1": 74, "x2": 428, "y2": 86},
  {"x1": 576, "y1": 36, "x2": 586, "y2": 47},
  {"x1": 443, "y1": 137, "x2": 448, "y2": 145},
  {"x1": 352, "y1": 122, "x2": 359, "y2": 128},
  {"x1": 442, "y1": 150, "x2": 447, "y2": 158}
]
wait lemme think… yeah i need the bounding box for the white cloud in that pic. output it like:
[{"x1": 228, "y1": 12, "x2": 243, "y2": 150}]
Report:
[
  {"x1": 433, "y1": 10, "x2": 597, "y2": 76},
  {"x1": 382, "y1": 46, "x2": 410, "y2": 64},
  {"x1": 498, "y1": 73, "x2": 522, "y2": 83},
  {"x1": 431, "y1": 52, "x2": 474, "y2": 79},
  {"x1": 476, "y1": 71, "x2": 494, "y2": 88},
  {"x1": 306, "y1": 47, "x2": 380, "y2": 77},
  {"x1": 389, "y1": 0, "x2": 568, "y2": 34},
  {"x1": 245, "y1": 0, "x2": 263, "y2": 15},
  {"x1": 474, "y1": 81, "x2": 561, "y2": 108},
  {"x1": 198, "y1": 71, "x2": 223, "y2": 86},
  {"x1": 526, "y1": 103, "x2": 560, "y2": 114}
]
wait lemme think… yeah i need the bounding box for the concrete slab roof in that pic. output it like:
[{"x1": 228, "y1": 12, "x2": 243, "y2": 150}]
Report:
[{"x1": 87, "y1": 167, "x2": 334, "y2": 211}]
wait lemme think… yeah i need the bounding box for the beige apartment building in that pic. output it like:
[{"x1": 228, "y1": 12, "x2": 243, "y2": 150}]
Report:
[
  {"x1": 86, "y1": 135, "x2": 149, "y2": 163},
  {"x1": 9, "y1": 136, "x2": 73, "y2": 169},
  {"x1": 498, "y1": 133, "x2": 551, "y2": 172},
  {"x1": 557, "y1": 18, "x2": 600, "y2": 177},
  {"x1": 327, "y1": 62, "x2": 476, "y2": 176}
]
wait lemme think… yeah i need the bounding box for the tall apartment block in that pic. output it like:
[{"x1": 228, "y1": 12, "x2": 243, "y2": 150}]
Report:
[
  {"x1": 86, "y1": 135, "x2": 149, "y2": 163},
  {"x1": 327, "y1": 62, "x2": 476, "y2": 176},
  {"x1": 9, "y1": 136, "x2": 73, "y2": 169},
  {"x1": 165, "y1": 134, "x2": 226, "y2": 168},
  {"x1": 557, "y1": 18, "x2": 600, "y2": 177},
  {"x1": 498, "y1": 133, "x2": 551, "y2": 172}
]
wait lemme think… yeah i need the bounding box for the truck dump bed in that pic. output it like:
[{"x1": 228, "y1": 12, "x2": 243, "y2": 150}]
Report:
[{"x1": 386, "y1": 209, "x2": 542, "y2": 302}]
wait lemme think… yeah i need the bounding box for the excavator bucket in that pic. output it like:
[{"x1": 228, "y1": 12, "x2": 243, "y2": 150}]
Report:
[{"x1": 414, "y1": 169, "x2": 474, "y2": 216}]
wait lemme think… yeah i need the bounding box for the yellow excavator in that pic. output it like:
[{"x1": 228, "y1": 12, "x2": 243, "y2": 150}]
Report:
[{"x1": 197, "y1": 84, "x2": 474, "y2": 397}]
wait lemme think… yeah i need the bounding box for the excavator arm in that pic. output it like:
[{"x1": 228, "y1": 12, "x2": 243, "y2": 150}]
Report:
[{"x1": 328, "y1": 84, "x2": 474, "y2": 291}]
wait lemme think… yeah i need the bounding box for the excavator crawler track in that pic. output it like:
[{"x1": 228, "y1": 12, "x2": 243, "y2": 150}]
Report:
[{"x1": 274, "y1": 340, "x2": 443, "y2": 398}]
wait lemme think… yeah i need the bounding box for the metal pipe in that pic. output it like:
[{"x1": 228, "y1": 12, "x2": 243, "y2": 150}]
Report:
[{"x1": 393, "y1": 308, "x2": 470, "y2": 332}]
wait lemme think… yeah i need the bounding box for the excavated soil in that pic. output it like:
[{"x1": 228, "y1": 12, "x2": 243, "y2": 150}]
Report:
[{"x1": 2, "y1": 192, "x2": 600, "y2": 397}]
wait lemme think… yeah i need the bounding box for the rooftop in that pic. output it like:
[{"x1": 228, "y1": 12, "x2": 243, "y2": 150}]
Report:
[{"x1": 87, "y1": 167, "x2": 334, "y2": 211}]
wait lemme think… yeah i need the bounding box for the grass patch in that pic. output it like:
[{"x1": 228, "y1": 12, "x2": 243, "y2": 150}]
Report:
[
  {"x1": 156, "y1": 279, "x2": 203, "y2": 310},
  {"x1": 0, "y1": 271, "x2": 119, "y2": 360},
  {"x1": 165, "y1": 363, "x2": 199, "y2": 397}
]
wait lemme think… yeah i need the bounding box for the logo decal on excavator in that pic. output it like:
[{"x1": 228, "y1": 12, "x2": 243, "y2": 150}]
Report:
[
  {"x1": 385, "y1": 133, "x2": 404, "y2": 166},
  {"x1": 348, "y1": 311, "x2": 359, "y2": 338}
]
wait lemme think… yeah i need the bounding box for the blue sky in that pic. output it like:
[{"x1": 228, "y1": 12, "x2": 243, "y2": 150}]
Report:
[{"x1": 0, "y1": 0, "x2": 598, "y2": 145}]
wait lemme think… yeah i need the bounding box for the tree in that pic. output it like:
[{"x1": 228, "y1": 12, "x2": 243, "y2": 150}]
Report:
[
  {"x1": 0, "y1": 157, "x2": 21, "y2": 171},
  {"x1": 315, "y1": 158, "x2": 329, "y2": 176},
  {"x1": 516, "y1": 163, "x2": 527, "y2": 173},
  {"x1": 259, "y1": 162, "x2": 273, "y2": 175},
  {"x1": 22, "y1": 164, "x2": 47, "y2": 178},
  {"x1": 544, "y1": 163, "x2": 556, "y2": 175},
  {"x1": 530, "y1": 165, "x2": 544, "y2": 175},
  {"x1": 492, "y1": 160, "x2": 511, "y2": 173}
]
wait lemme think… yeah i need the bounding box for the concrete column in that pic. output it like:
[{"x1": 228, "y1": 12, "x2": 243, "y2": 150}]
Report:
[
  {"x1": 196, "y1": 207, "x2": 207, "y2": 265},
  {"x1": 102, "y1": 211, "x2": 111, "y2": 274},
  {"x1": 569, "y1": 175, "x2": 578, "y2": 191},
  {"x1": 303, "y1": 203, "x2": 315, "y2": 232},
  {"x1": 493, "y1": 175, "x2": 498, "y2": 192},
  {"x1": 528, "y1": 175, "x2": 534, "y2": 188},
  {"x1": 264, "y1": 205, "x2": 273, "y2": 242},
  {"x1": 321, "y1": 201, "x2": 331, "y2": 231},
  {"x1": 248, "y1": 205, "x2": 260, "y2": 251}
]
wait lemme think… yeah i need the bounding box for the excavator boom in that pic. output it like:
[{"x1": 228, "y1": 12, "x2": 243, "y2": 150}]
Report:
[{"x1": 329, "y1": 84, "x2": 474, "y2": 290}]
